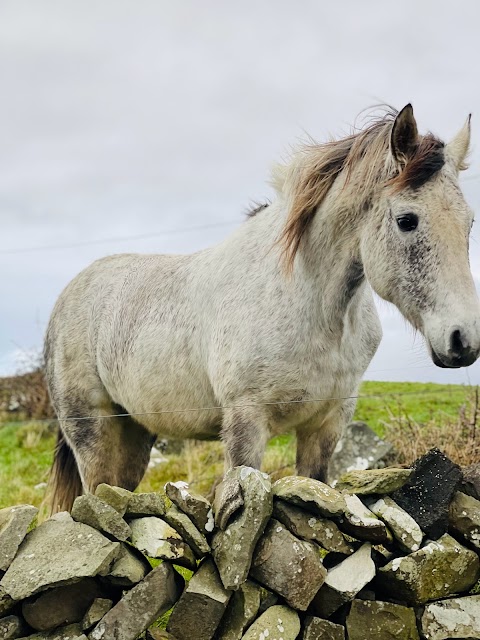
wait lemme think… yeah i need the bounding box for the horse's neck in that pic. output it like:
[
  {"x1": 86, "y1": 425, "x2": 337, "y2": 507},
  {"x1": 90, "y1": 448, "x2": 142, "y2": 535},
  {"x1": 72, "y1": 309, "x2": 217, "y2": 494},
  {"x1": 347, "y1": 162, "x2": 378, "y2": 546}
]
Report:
[{"x1": 245, "y1": 199, "x2": 366, "y2": 329}]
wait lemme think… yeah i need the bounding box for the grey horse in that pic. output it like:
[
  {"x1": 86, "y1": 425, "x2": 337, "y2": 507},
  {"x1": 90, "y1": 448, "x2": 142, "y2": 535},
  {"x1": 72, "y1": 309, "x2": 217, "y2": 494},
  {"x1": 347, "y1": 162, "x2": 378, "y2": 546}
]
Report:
[{"x1": 45, "y1": 104, "x2": 480, "y2": 512}]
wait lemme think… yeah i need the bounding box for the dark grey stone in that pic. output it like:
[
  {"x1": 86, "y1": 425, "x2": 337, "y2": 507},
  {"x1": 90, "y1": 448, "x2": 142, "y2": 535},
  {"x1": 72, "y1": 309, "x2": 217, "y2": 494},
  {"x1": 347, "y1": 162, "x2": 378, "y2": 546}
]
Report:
[
  {"x1": 22, "y1": 579, "x2": 103, "y2": 631},
  {"x1": 167, "y1": 558, "x2": 231, "y2": 640},
  {"x1": 346, "y1": 599, "x2": 419, "y2": 640},
  {"x1": 71, "y1": 494, "x2": 131, "y2": 542},
  {"x1": 392, "y1": 448, "x2": 462, "y2": 539},
  {"x1": 250, "y1": 519, "x2": 327, "y2": 611},
  {"x1": 0, "y1": 504, "x2": 38, "y2": 572},
  {"x1": 328, "y1": 422, "x2": 394, "y2": 481},
  {"x1": 89, "y1": 562, "x2": 183, "y2": 640}
]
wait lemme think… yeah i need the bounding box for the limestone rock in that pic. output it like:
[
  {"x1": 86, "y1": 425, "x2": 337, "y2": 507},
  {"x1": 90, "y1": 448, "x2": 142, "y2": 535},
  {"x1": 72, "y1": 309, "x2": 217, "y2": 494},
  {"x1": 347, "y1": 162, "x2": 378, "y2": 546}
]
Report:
[
  {"x1": 105, "y1": 542, "x2": 150, "y2": 586},
  {"x1": 164, "y1": 504, "x2": 210, "y2": 557},
  {"x1": 0, "y1": 615, "x2": 27, "y2": 640},
  {"x1": 71, "y1": 494, "x2": 131, "y2": 542},
  {"x1": 329, "y1": 422, "x2": 394, "y2": 481},
  {"x1": 213, "y1": 475, "x2": 244, "y2": 531},
  {"x1": 0, "y1": 504, "x2": 38, "y2": 571},
  {"x1": 129, "y1": 517, "x2": 196, "y2": 569},
  {"x1": 241, "y1": 605, "x2": 300, "y2": 640},
  {"x1": 346, "y1": 599, "x2": 419, "y2": 640},
  {"x1": 392, "y1": 448, "x2": 462, "y2": 539},
  {"x1": 0, "y1": 519, "x2": 120, "y2": 600},
  {"x1": 90, "y1": 562, "x2": 183, "y2": 640},
  {"x1": 336, "y1": 468, "x2": 412, "y2": 495},
  {"x1": 22, "y1": 578, "x2": 103, "y2": 631},
  {"x1": 165, "y1": 481, "x2": 213, "y2": 533},
  {"x1": 339, "y1": 494, "x2": 390, "y2": 543},
  {"x1": 449, "y1": 491, "x2": 480, "y2": 550},
  {"x1": 272, "y1": 500, "x2": 353, "y2": 554},
  {"x1": 81, "y1": 598, "x2": 113, "y2": 631},
  {"x1": 310, "y1": 543, "x2": 375, "y2": 617},
  {"x1": 125, "y1": 493, "x2": 166, "y2": 518},
  {"x1": 216, "y1": 580, "x2": 261, "y2": 640},
  {"x1": 167, "y1": 558, "x2": 231, "y2": 640},
  {"x1": 212, "y1": 467, "x2": 273, "y2": 590},
  {"x1": 377, "y1": 533, "x2": 480, "y2": 604},
  {"x1": 94, "y1": 485, "x2": 131, "y2": 515},
  {"x1": 250, "y1": 519, "x2": 327, "y2": 611},
  {"x1": 366, "y1": 496, "x2": 423, "y2": 552},
  {"x1": 421, "y1": 595, "x2": 480, "y2": 640},
  {"x1": 272, "y1": 476, "x2": 346, "y2": 518},
  {"x1": 302, "y1": 616, "x2": 345, "y2": 640}
]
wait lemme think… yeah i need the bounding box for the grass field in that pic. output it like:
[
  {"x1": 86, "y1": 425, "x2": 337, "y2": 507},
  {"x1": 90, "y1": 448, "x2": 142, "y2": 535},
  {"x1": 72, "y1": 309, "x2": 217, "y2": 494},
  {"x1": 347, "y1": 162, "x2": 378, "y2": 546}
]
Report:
[{"x1": 0, "y1": 380, "x2": 475, "y2": 510}]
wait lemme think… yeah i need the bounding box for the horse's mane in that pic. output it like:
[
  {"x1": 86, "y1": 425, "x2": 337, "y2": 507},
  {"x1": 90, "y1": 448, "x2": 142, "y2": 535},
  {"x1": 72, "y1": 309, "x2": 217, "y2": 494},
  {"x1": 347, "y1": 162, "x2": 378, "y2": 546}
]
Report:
[{"x1": 273, "y1": 107, "x2": 445, "y2": 271}]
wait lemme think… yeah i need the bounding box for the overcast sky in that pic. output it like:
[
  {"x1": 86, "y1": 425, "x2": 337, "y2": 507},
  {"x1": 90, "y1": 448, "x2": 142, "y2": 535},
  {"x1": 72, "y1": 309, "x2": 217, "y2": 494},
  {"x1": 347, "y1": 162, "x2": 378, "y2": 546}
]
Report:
[{"x1": 1, "y1": 0, "x2": 480, "y2": 386}]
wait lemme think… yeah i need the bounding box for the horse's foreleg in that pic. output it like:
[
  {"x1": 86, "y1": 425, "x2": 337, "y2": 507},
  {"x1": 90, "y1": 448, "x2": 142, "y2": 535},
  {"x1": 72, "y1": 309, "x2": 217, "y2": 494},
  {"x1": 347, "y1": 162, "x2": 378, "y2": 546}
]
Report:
[
  {"x1": 221, "y1": 406, "x2": 269, "y2": 470},
  {"x1": 296, "y1": 399, "x2": 356, "y2": 483}
]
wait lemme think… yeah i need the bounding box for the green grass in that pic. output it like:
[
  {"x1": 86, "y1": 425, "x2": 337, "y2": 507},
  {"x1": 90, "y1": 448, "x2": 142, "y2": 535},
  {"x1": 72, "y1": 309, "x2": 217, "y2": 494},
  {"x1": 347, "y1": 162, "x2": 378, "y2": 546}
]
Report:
[{"x1": 0, "y1": 380, "x2": 474, "y2": 509}]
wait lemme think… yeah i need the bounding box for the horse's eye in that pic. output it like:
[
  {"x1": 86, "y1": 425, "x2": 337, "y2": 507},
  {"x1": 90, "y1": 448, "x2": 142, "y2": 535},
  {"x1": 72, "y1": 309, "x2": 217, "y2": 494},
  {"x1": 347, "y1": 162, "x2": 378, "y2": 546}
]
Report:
[{"x1": 396, "y1": 213, "x2": 418, "y2": 232}]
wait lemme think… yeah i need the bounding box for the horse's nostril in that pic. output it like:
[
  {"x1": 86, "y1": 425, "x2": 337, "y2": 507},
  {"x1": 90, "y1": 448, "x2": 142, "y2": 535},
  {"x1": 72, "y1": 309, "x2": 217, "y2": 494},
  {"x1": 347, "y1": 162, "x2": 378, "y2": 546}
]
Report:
[{"x1": 449, "y1": 328, "x2": 467, "y2": 356}]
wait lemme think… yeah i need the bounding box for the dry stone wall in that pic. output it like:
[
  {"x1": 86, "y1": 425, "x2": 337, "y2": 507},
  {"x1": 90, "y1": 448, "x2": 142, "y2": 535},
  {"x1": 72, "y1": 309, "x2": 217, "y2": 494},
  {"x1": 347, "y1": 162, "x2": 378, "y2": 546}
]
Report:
[{"x1": 1, "y1": 449, "x2": 480, "y2": 640}]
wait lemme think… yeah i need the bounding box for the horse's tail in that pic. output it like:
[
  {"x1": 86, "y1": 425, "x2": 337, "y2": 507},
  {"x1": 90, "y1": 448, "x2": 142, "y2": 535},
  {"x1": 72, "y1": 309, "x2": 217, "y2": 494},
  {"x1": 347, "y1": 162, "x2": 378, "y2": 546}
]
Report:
[{"x1": 47, "y1": 430, "x2": 83, "y2": 514}]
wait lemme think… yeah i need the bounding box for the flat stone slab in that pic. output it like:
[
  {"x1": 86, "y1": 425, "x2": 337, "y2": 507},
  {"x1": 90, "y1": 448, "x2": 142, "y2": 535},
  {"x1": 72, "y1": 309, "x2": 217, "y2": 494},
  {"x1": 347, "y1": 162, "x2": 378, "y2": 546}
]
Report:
[
  {"x1": 22, "y1": 578, "x2": 103, "y2": 631},
  {"x1": 165, "y1": 481, "x2": 213, "y2": 534},
  {"x1": 90, "y1": 562, "x2": 183, "y2": 640},
  {"x1": 212, "y1": 467, "x2": 273, "y2": 590},
  {"x1": 71, "y1": 494, "x2": 131, "y2": 542},
  {"x1": 94, "y1": 485, "x2": 131, "y2": 515},
  {"x1": 272, "y1": 500, "x2": 353, "y2": 554},
  {"x1": 336, "y1": 468, "x2": 412, "y2": 495},
  {"x1": 310, "y1": 543, "x2": 375, "y2": 618},
  {"x1": 421, "y1": 595, "x2": 480, "y2": 640},
  {"x1": 250, "y1": 519, "x2": 327, "y2": 611},
  {"x1": 346, "y1": 599, "x2": 419, "y2": 640},
  {"x1": 167, "y1": 558, "x2": 231, "y2": 640},
  {"x1": 366, "y1": 496, "x2": 423, "y2": 552},
  {"x1": 105, "y1": 542, "x2": 150, "y2": 586},
  {"x1": 449, "y1": 491, "x2": 480, "y2": 550},
  {"x1": 462, "y1": 462, "x2": 480, "y2": 500},
  {"x1": 0, "y1": 519, "x2": 120, "y2": 600},
  {"x1": 241, "y1": 605, "x2": 300, "y2": 640},
  {"x1": 377, "y1": 533, "x2": 480, "y2": 604},
  {"x1": 81, "y1": 598, "x2": 113, "y2": 632},
  {"x1": 0, "y1": 504, "x2": 38, "y2": 571},
  {"x1": 329, "y1": 421, "x2": 394, "y2": 481},
  {"x1": 216, "y1": 580, "x2": 261, "y2": 640},
  {"x1": 125, "y1": 493, "x2": 166, "y2": 518},
  {"x1": 339, "y1": 494, "x2": 390, "y2": 543},
  {"x1": 392, "y1": 448, "x2": 462, "y2": 540},
  {"x1": 129, "y1": 516, "x2": 196, "y2": 569},
  {"x1": 164, "y1": 504, "x2": 210, "y2": 557},
  {"x1": 272, "y1": 476, "x2": 346, "y2": 518},
  {"x1": 302, "y1": 616, "x2": 345, "y2": 640}
]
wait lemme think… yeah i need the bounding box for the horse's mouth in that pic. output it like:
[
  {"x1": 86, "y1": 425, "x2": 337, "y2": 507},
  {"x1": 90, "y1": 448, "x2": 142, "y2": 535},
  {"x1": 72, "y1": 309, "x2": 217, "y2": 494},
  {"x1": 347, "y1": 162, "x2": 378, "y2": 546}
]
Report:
[{"x1": 430, "y1": 347, "x2": 477, "y2": 369}]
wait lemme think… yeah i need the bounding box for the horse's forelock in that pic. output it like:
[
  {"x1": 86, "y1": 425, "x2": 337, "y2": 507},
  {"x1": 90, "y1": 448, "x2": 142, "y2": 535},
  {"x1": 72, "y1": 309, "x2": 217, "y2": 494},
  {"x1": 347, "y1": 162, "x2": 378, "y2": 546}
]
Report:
[{"x1": 276, "y1": 109, "x2": 445, "y2": 271}]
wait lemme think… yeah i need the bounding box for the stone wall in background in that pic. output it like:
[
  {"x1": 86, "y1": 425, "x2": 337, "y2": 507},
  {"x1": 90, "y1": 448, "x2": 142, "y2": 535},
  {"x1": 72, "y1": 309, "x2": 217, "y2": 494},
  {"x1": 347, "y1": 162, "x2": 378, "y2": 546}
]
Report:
[{"x1": 1, "y1": 449, "x2": 480, "y2": 640}]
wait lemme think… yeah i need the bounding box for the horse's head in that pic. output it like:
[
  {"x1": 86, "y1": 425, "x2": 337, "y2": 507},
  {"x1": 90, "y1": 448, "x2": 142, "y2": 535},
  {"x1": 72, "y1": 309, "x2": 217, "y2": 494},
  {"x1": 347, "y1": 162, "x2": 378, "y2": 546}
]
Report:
[{"x1": 362, "y1": 105, "x2": 480, "y2": 368}]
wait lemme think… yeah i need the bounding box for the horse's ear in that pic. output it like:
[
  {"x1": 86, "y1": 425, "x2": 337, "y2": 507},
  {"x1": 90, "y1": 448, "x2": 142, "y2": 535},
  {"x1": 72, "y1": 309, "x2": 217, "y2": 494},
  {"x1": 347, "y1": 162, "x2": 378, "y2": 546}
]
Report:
[
  {"x1": 391, "y1": 104, "x2": 419, "y2": 163},
  {"x1": 446, "y1": 115, "x2": 471, "y2": 171}
]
